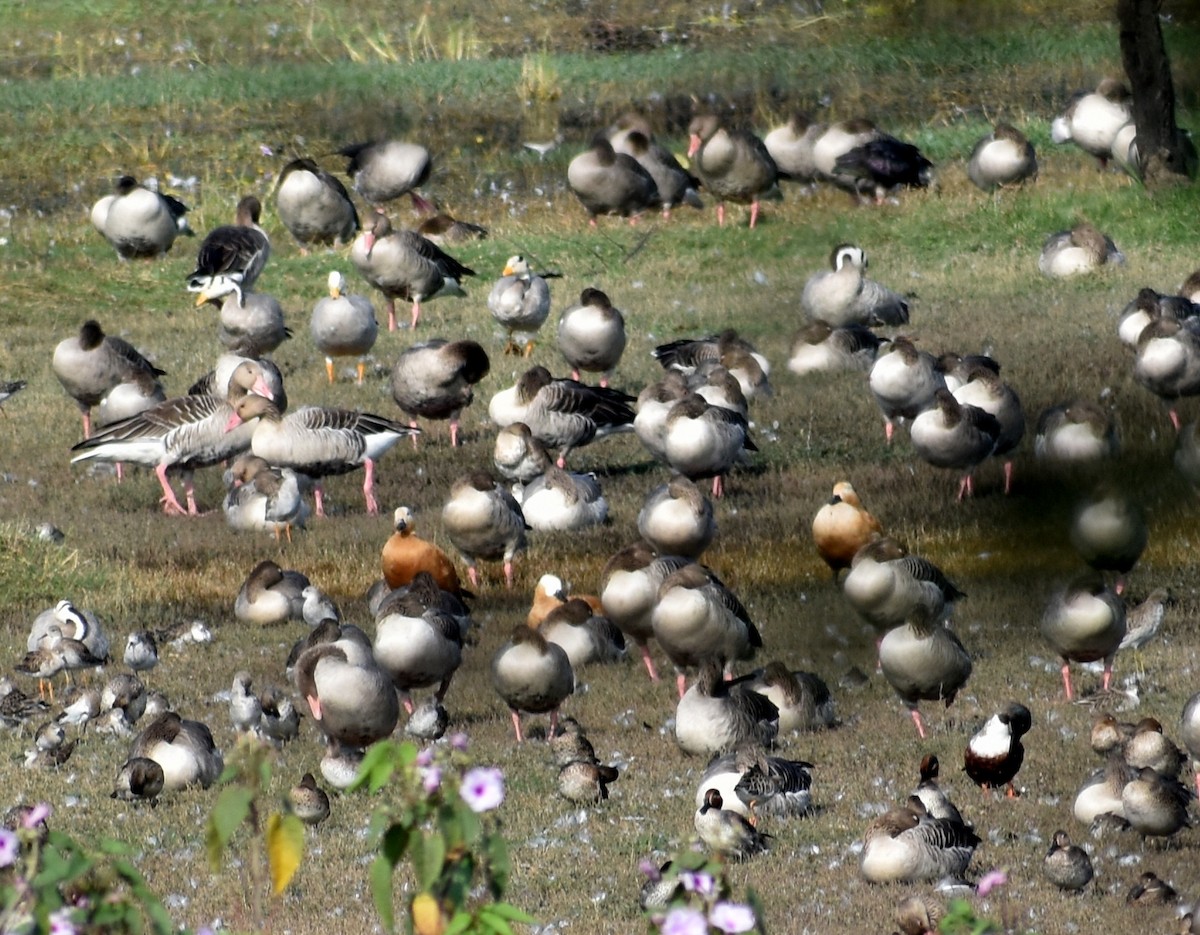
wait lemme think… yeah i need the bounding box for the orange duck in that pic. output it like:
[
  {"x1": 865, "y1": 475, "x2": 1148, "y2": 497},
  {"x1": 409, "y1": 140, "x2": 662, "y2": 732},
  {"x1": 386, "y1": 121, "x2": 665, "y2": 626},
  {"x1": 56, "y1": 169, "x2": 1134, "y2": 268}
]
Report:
[
  {"x1": 811, "y1": 481, "x2": 883, "y2": 580},
  {"x1": 381, "y1": 506, "x2": 460, "y2": 593},
  {"x1": 527, "y1": 573, "x2": 603, "y2": 628}
]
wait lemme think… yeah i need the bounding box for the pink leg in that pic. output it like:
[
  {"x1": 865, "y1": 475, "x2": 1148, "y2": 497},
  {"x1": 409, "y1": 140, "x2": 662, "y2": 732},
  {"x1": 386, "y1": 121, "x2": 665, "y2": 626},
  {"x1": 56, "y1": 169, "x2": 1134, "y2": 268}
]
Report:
[
  {"x1": 184, "y1": 477, "x2": 199, "y2": 515},
  {"x1": 154, "y1": 464, "x2": 187, "y2": 515},
  {"x1": 1194, "y1": 770, "x2": 1200, "y2": 802},
  {"x1": 116, "y1": 462, "x2": 125, "y2": 483},
  {"x1": 1170, "y1": 409, "x2": 1182, "y2": 432},
  {"x1": 676, "y1": 672, "x2": 687, "y2": 700},
  {"x1": 410, "y1": 420, "x2": 420, "y2": 448},
  {"x1": 503, "y1": 560, "x2": 515, "y2": 590},
  {"x1": 571, "y1": 369, "x2": 580, "y2": 381},
  {"x1": 662, "y1": 206, "x2": 671, "y2": 220},
  {"x1": 411, "y1": 300, "x2": 421, "y2": 330},
  {"x1": 313, "y1": 485, "x2": 326, "y2": 519},
  {"x1": 363, "y1": 459, "x2": 379, "y2": 515},
  {"x1": 910, "y1": 708, "x2": 927, "y2": 739},
  {"x1": 749, "y1": 199, "x2": 760, "y2": 229},
  {"x1": 1061, "y1": 662, "x2": 1074, "y2": 702},
  {"x1": 556, "y1": 455, "x2": 566, "y2": 469},
  {"x1": 588, "y1": 217, "x2": 598, "y2": 228},
  {"x1": 1003, "y1": 461, "x2": 1014, "y2": 495},
  {"x1": 402, "y1": 694, "x2": 415, "y2": 715},
  {"x1": 81, "y1": 412, "x2": 93, "y2": 440},
  {"x1": 1101, "y1": 657, "x2": 1114, "y2": 693},
  {"x1": 711, "y1": 475, "x2": 724, "y2": 498},
  {"x1": 387, "y1": 300, "x2": 397, "y2": 333},
  {"x1": 884, "y1": 420, "x2": 895, "y2": 444},
  {"x1": 510, "y1": 710, "x2": 524, "y2": 743},
  {"x1": 548, "y1": 708, "x2": 560, "y2": 739},
  {"x1": 449, "y1": 419, "x2": 460, "y2": 448},
  {"x1": 1114, "y1": 576, "x2": 1127, "y2": 596},
  {"x1": 716, "y1": 203, "x2": 726, "y2": 227},
  {"x1": 467, "y1": 565, "x2": 479, "y2": 589},
  {"x1": 956, "y1": 477, "x2": 969, "y2": 501},
  {"x1": 638, "y1": 643, "x2": 659, "y2": 681},
  {"x1": 600, "y1": 375, "x2": 609, "y2": 388}
]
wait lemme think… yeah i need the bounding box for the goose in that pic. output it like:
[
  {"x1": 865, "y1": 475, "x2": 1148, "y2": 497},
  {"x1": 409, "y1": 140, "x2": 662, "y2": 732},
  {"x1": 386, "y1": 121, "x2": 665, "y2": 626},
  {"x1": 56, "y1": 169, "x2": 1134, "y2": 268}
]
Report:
[
  {"x1": 686, "y1": 114, "x2": 780, "y2": 228},
  {"x1": 192, "y1": 274, "x2": 291, "y2": 357},
  {"x1": 879, "y1": 604, "x2": 972, "y2": 739},
  {"x1": 376, "y1": 573, "x2": 475, "y2": 641},
  {"x1": 1125, "y1": 717, "x2": 1185, "y2": 776},
  {"x1": 1133, "y1": 316, "x2": 1200, "y2": 428},
  {"x1": 663, "y1": 393, "x2": 756, "y2": 499},
  {"x1": 338, "y1": 139, "x2": 433, "y2": 211},
  {"x1": 967, "y1": 123, "x2": 1038, "y2": 190},
  {"x1": 1182, "y1": 691, "x2": 1200, "y2": 800},
  {"x1": 233, "y1": 559, "x2": 309, "y2": 625},
  {"x1": 913, "y1": 753, "x2": 964, "y2": 824},
  {"x1": 615, "y1": 130, "x2": 702, "y2": 218},
  {"x1": 566, "y1": 134, "x2": 660, "y2": 224},
  {"x1": 490, "y1": 624, "x2": 574, "y2": 742},
  {"x1": 406, "y1": 697, "x2": 449, "y2": 741},
  {"x1": 1117, "y1": 287, "x2": 1200, "y2": 351},
  {"x1": 787, "y1": 321, "x2": 881, "y2": 376},
  {"x1": 274, "y1": 157, "x2": 359, "y2": 251},
  {"x1": 951, "y1": 366, "x2": 1025, "y2": 495},
  {"x1": 1122, "y1": 767, "x2": 1191, "y2": 842},
  {"x1": 605, "y1": 110, "x2": 654, "y2": 153},
  {"x1": 126, "y1": 711, "x2": 223, "y2": 791},
  {"x1": 859, "y1": 796, "x2": 978, "y2": 884},
  {"x1": 310, "y1": 270, "x2": 378, "y2": 384},
  {"x1": 96, "y1": 368, "x2": 167, "y2": 437},
  {"x1": 800, "y1": 243, "x2": 910, "y2": 329},
  {"x1": 842, "y1": 537, "x2": 963, "y2": 646},
  {"x1": 526, "y1": 573, "x2": 568, "y2": 628},
  {"x1": 71, "y1": 360, "x2": 276, "y2": 515},
  {"x1": 1051, "y1": 78, "x2": 1132, "y2": 167},
  {"x1": 651, "y1": 562, "x2": 762, "y2": 698},
  {"x1": 350, "y1": 209, "x2": 474, "y2": 331},
  {"x1": 294, "y1": 635, "x2": 400, "y2": 752},
  {"x1": 1073, "y1": 753, "x2": 1134, "y2": 824},
  {"x1": 489, "y1": 366, "x2": 636, "y2": 467},
  {"x1": 811, "y1": 118, "x2": 881, "y2": 179},
  {"x1": 695, "y1": 744, "x2": 814, "y2": 820},
  {"x1": 1034, "y1": 400, "x2": 1118, "y2": 464},
  {"x1": 390, "y1": 339, "x2": 490, "y2": 447},
  {"x1": 763, "y1": 112, "x2": 824, "y2": 185},
  {"x1": 223, "y1": 455, "x2": 309, "y2": 540},
  {"x1": 735, "y1": 661, "x2": 836, "y2": 733},
  {"x1": 441, "y1": 470, "x2": 527, "y2": 589},
  {"x1": 227, "y1": 393, "x2": 417, "y2": 516},
  {"x1": 28, "y1": 599, "x2": 110, "y2": 661},
  {"x1": 1091, "y1": 713, "x2": 1136, "y2": 756},
  {"x1": 486, "y1": 255, "x2": 552, "y2": 356},
  {"x1": 187, "y1": 195, "x2": 271, "y2": 306},
  {"x1": 537, "y1": 598, "x2": 626, "y2": 669},
  {"x1": 415, "y1": 210, "x2": 488, "y2": 246},
  {"x1": 381, "y1": 506, "x2": 460, "y2": 593},
  {"x1": 493, "y1": 422, "x2": 553, "y2": 485},
  {"x1": 1040, "y1": 575, "x2": 1126, "y2": 701},
  {"x1": 189, "y1": 353, "x2": 287, "y2": 409},
  {"x1": 91, "y1": 175, "x2": 192, "y2": 259},
  {"x1": 599, "y1": 542, "x2": 692, "y2": 682},
  {"x1": 515, "y1": 464, "x2": 608, "y2": 531},
  {"x1": 1069, "y1": 488, "x2": 1147, "y2": 594},
  {"x1": 52, "y1": 320, "x2": 166, "y2": 439},
  {"x1": 637, "y1": 474, "x2": 716, "y2": 559},
  {"x1": 694, "y1": 788, "x2": 770, "y2": 861},
  {"x1": 1043, "y1": 831, "x2": 1093, "y2": 891},
  {"x1": 1126, "y1": 871, "x2": 1178, "y2": 905},
  {"x1": 557, "y1": 758, "x2": 620, "y2": 803},
  {"x1": 634, "y1": 371, "x2": 690, "y2": 462},
  {"x1": 1039, "y1": 222, "x2": 1124, "y2": 278},
  {"x1": 652, "y1": 329, "x2": 772, "y2": 401},
  {"x1": 289, "y1": 773, "x2": 331, "y2": 826},
  {"x1": 691, "y1": 366, "x2": 749, "y2": 418},
  {"x1": 111, "y1": 756, "x2": 166, "y2": 803},
  {"x1": 962, "y1": 702, "x2": 1032, "y2": 796},
  {"x1": 831, "y1": 133, "x2": 934, "y2": 204},
  {"x1": 811, "y1": 480, "x2": 883, "y2": 580},
  {"x1": 373, "y1": 592, "x2": 463, "y2": 713},
  {"x1": 556, "y1": 287, "x2": 626, "y2": 385},
  {"x1": 868, "y1": 337, "x2": 946, "y2": 443},
  {"x1": 909, "y1": 389, "x2": 1002, "y2": 500}
]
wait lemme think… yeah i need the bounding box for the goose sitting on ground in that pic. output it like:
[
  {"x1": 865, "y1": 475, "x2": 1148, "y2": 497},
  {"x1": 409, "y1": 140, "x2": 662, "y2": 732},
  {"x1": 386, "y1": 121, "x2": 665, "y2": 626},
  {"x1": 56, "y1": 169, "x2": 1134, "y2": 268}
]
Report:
[
  {"x1": 1039, "y1": 222, "x2": 1125, "y2": 278},
  {"x1": 187, "y1": 195, "x2": 271, "y2": 307},
  {"x1": 735, "y1": 661, "x2": 836, "y2": 733},
  {"x1": 787, "y1": 321, "x2": 882, "y2": 376},
  {"x1": 1117, "y1": 287, "x2": 1200, "y2": 351},
  {"x1": 234, "y1": 559, "x2": 309, "y2": 625},
  {"x1": 637, "y1": 474, "x2": 716, "y2": 559},
  {"x1": 868, "y1": 337, "x2": 946, "y2": 444},
  {"x1": 694, "y1": 788, "x2": 771, "y2": 861},
  {"x1": 514, "y1": 464, "x2": 608, "y2": 531},
  {"x1": 566, "y1": 134, "x2": 660, "y2": 225},
  {"x1": 491, "y1": 624, "x2": 574, "y2": 743},
  {"x1": 696, "y1": 744, "x2": 814, "y2": 821},
  {"x1": 1122, "y1": 767, "x2": 1191, "y2": 843},
  {"x1": 556, "y1": 288, "x2": 626, "y2": 385},
  {"x1": 634, "y1": 372, "x2": 689, "y2": 463},
  {"x1": 294, "y1": 632, "x2": 400, "y2": 752},
  {"x1": 338, "y1": 139, "x2": 433, "y2": 211},
  {"x1": 800, "y1": 243, "x2": 910, "y2": 328},
  {"x1": 599, "y1": 543, "x2": 692, "y2": 682},
  {"x1": 1034, "y1": 400, "x2": 1119, "y2": 465},
  {"x1": 909, "y1": 389, "x2": 1002, "y2": 500},
  {"x1": 381, "y1": 506, "x2": 461, "y2": 594},
  {"x1": 310, "y1": 270, "x2": 377, "y2": 384},
  {"x1": 879, "y1": 604, "x2": 972, "y2": 739},
  {"x1": 1040, "y1": 575, "x2": 1127, "y2": 701},
  {"x1": 615, "y1": 130, "x2": 702, "y2": 218},
  {"x1": 859, "y1": 796, "x2": 979, "y2": 884},
  {"x1": 812, "y1": 480, "x2": 883, "y2": 580},
  {"x1": 441, "y1": 471, "x2": 527, "y2": 589},
  {"x1": 91, "y1": 175, "x2": 192, "y2": 259},
  {"x1": 487, "y1": 255, "x2": 553, "y2": 356},
  {"x1": 126, "y1": 711, "x2": 224, "y2": 791},
  {"x1": 967, "y1": 123, "x2": 1038, "y2": 190},
  {"x1": 223, "y1": 457, "x2": 309, "y2": 539},
  {"x1": 1051, "y1": 78, "x2": 1132, "y2": 168},
  {"x1": 390, "y1": 339, "x2": 490, "y2": 447},
  {"x1": 274, "y1": 157, "x2": 359, "y2": 251},
  {"x1": 653, "y1": 330, "x2": 771, "y2": 403},
  {"x1": 763, "y1": 112, "x2": 824, "y2": 186},
  {"x1": 687, "y1": 114, "x2": 780, "y2": 229}
]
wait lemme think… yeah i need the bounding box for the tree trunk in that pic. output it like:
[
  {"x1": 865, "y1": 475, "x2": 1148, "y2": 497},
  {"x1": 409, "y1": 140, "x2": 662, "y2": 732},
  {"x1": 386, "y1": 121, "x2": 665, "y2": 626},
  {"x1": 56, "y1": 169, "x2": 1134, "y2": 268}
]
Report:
[{"x1": 1116, "y1": 0, "x2": 1195, "y2": 186}]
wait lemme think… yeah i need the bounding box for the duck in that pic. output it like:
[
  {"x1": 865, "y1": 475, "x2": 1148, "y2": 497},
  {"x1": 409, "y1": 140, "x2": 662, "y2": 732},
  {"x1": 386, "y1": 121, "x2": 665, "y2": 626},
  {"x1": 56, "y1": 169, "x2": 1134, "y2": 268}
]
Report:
[
  {"x1": 1073, "y1": 753, "x2": 1134, "y2": 824},
  {"x1": 694, "y1": 788, "x2": 770, "y2": 861},
  {"x1": 1034, "y1": 400, "x2": 1118, "y2": 464},
  {"x1": 735, "y1": 661, "x2": 836, "y2": 733},
  {"x1": 894, "y1": 895, "x2": 942, "y2": 935},
  {"x1": 227, "y1": 393, "x2": 417, "y2": 517},
  {"x1": 967, "y1": 123, "x2": 1038, "y2": 190},
  {"x1": 0, "y1": 679, "x2": 50, "y2": 731},
  {"x1": 1125, "y1": 717, "x2": 1185, "y2": 776},
  {"x1": 381, "y1": 506, "x2": 460, "y2": 593},
  {"x1": 289, "y1": 773, "x2": 331, "y2": 826},
  {"x1": 962, "y1": 702, "x2": 1032, "y2": 796},
  {"x1": 1183, "y1": 691, "x2": 1200, "y2": 800},
  {"x1": 556, "y1": 288, "x2": 626, "y2": 385},
  {"x1": 909, "y1": 389, "x2": 1002, "y2": 500},
  {"x1": 350, "y1": 209, "x2": 474, "y2": 331},
  {"x1": 514, "y1": 464, "x2": 608, "y2": 531},
  {"x1": 879, "y1": 604, "x2": 972, "y2": 739},
  {"x1": 415, "y1": 209, "x2": 488, "y2": 246},
  {"x1": 486, "y1": 255, "x2": 553, "y2": 356},
  {"x1": 1133, "y1": 316, "x2": 1200, "y2": 429},
  {"x1": 294, "y1": 634, "x2": 400, "y2": 752},
  {"x1": 913, "y1": 753, "x2": 964, "y2": 824},
  {"x1": 526, "y1": 573, "x2": 568, "y2": 628},
  {"x1": 842, "y1": 537, "x2": 964, "y2": 645},
  {"x1": 223, "y1": 455, "x2": 309, "y2": 540},
  {"x1": 1069, "y1": 488, "x2": 1147, "y2": 593},
  {"x1": 787, "y1": 321, "x2": 882, "y2": 376},
  {"x1": 390, "y1": 339, "x2": 490, "y2": 446},
  {"x1": 566, "y1": 134, "x2": 660, "y2": 224},
  {"x1": 441, "y1": 471, "x2": 527, "y2": 589},
  {"x1": 52, "y1": 320, "x2": 166, "y2": 440},
  {"x1": 558, "y1": 759, "x2": 620, "y2": 803},
  {"x1": 186, "y1": 195, "x2": 271, "y2": 307},
  {"x1": 301, "y1": 586, "x2": 340, "y2": 628},
  {"x1": 695, "y1": 744, "x2": 814, "y2": 820},
  {"x1": 1043, "y1": 831, "x2": 1093, "y2": 891},
  {"x1": 634, "y1": 372, "x2": 690, "y2": 462},
  {"x1": 637, "y1": 474, "x2": 716, "y2": 559},
  {"x1": 310, "y1": 270, "x2": 377, "y2": 384},
  {"x1": 537, "y1": 599, "x2": 626, "y2": 669},
  {"x1": 17, "y1": 627, "x2": 104, "y2": 702},
  {"x1": 1091, "y1": 713, "x2": 1136, "y2": 756},
  {"x1": 338, "y1": 139, "x2": 433, "y2": 211},
  {"x1": 663, "y1": 393, "x2": 756, "y2": 499},
  {"x1": 234, "y1": 559, "x2": 309, "y2": 625},
  {"x1": 615, "y1": 130, "x2": 702, "y2": 218},
  {"x1": 91, "y1": 175, "x2": 192, "y2": 259},
  {"x1": 651, "y1": 562, "x2": 762, "y2": 698},
  {"x1": 274, "y1": 157, "x2": 359, "y2": 251},
  {"x1": 490, "y1": 624, "x2": 574, "y2": 743},
  {"x1": 599, "y1": 543, "x2": 692, "y2": 682},
  {"x1": 71, "y1": 360, "x2": 276, "y2": 516},
  {"x1": 951, "y1": 365, "x2": 1025, "y2": 495},
  {"x1": 1040, "y1": 575, "x2": 1126, "y2": 701},
  {"x1": 800, "y1": 244, "x2": 910, "y2": 329},
  {"x1": 111, "y1": 756, "x2": 166, "y2": 803},
  {"x1": 763, "y1": 112, "x2": 824, "y2": 185},
  {"x1": 686, "y1": 114, "x2": 780, "y2": 228},
  {"x1": 859, "y1": 796, "x2": 978, "y2": 884},
  {"x1": 1121, "y1": 767, "x2": 1191, "y2": 842},
  {"x1": 868, "y1": 337, "x2": 946, "y2": 444},
  {"x1": 1125, "y1": 871, "x2": 1178, "y2": 905},
  {"x1": 831, "y1": 132, "x2": 934, "y2": 204},
  {"x1": 1051, "y1": 78, "x2": 1133, "y2": 168},
  {"x1": 812, "y1": 480, "x2": 884, "y2": 580},
  {"x1": 493, "y1": 422, "x2": 553, "y2": 485},
  {"x1": 1039, "y1": 222, "x2": 1124, "y2": 277},
  {"x1": 373, "y1": 594, "x2": 463, "y2": 713},
  {"x1": 126, "y1": 711, "x2": 224, "y2": 791}
]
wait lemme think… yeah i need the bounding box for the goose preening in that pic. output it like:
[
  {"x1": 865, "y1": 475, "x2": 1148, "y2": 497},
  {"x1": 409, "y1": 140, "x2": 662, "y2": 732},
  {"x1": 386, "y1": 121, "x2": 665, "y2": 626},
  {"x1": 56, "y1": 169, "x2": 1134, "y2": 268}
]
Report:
[
  {"x1": 1040, "y1": 576, "x2": 1126, "y2": 701},
  {"x1": 91, "y1": 175, "x2": 192, "y2": 259},
  {"x1": 566, "y1": 134, "x2": 660, "y2": 224},
  {"x1": 1069, "y1": 488, "x2": 1147, "y2": 594},
  {"x1": 913, "y1": 753, "x2": 964, "y2": 824},
  {"x1": 441, "y1": 471, "x2": 527, "y2": 589},
  {"x1": 694, "y1": 788, "x2": 771, "y2": 861},
  {"x1": 1051, "y1": 78, "x2": 1133, "y2": 168},
  {"x1": 811, "y1": 480, "x2": 883, "y2": 580},
  {"x1": 536, "y1": 598, "x2": 626, "y2": 669},
  {"x1": 599, "y1": 542, "x2": 691, "y2": 682},
  {"x1": 763, "y1": 112, "x2": 824, "y2": 185},
  {"x1": 234, "y1": 559, "x2": 308, "y2": 625},
  {"x1": 487, "y1": 255, "x2": 552, "y2": 356},
  {"x1": 1039, "y1": 222, "x2": 1124, "y2": 278},
  {"x1": 350, "y1": 210, "x2": 474, "y2": 331},
  {"x1": 652, "y1": 330, "x2": 772, "y2": 402},
  {"x1": 294, "y1": 634, "x2": 400, "y2": 752},
  {"x1": 274, "y1": 157, "x2": 359, "y2": 251},
  {"x1": 686, "y1": 114, "x2": 780, "y2": 229},
  {"x1": 187, "y1": 195, "x2": 271, "y2": 307},
  {"x1": 909, "y1": 388, "x2": 1002, "y2": 500},
  {"x1": 787, "y1": 321, "x2": 882, "y2": 376},
  {"x1": 1121, "y1": 766, "x2": 1191, "y2": 843},
  {"x1": 226, "y1": 393, "x2": 417, "y2": 516},
  {"x1": 373, "y1": 592, "x2": 464, "y2": 713},
  {"x1": 1034, "y1": 400, "x2": 1118, "y2": 465},
  {"x1": 1117, "y1": 287, "x2": 1200, "y2": 351},
  {"x1": 868, "y1": 337, "x2": 946, "y2": 444},
  {"x1": 556, "y1": 288, "x2": 626, "y2": 385},
  {"x1": 490, "y1": 624, "x2": 574, "y2": 743},
  {"x1": 338, "y1": 139, "x2": 433, "y2": 211},
  {"x1": 859, "y1": 796, "x2": 978, "y2": 884},
  {"x1": 695, "y1": 744, "x2": 815, "y2": 820},
  {"x1": 493, "y1": 422, "x2": 553, "y2": 485},
  {"x1": 390, "y1": 339, "x2": 490, "y2": 447},
  {"x1": 879, "y1": 605, "x2": 972, "y2": 739},
  {"x1": 962, "y1": 702, "x2": 1032, "y2": 797},
  {"x1": 615, "y1": 130, "x2": 702, "y2": 218},
  {"x1": 310, "y1": 270, "x2": 378, "y2": 384},
  {"x1": 637, "y1": 474, "x2": 716, "y2": 559},
  {"x1": 223, "y1": 454, "x2": 309, "y2": 540},
  {"x1": 634, "y1": 371, "x2": 689, "y2": 462},
  {"x1": 735, "y1": 662, "x2": 836, "y2": 734},
  {"x1": 800, "y1": 243, "x2": 910, "y2": 329},
  {"x1": 514, "y1": 464, "x2": 608, "y2": 532},
  {"x1": 1043, "y1": 831, "x2": 1094, "y2": 892},
  {"x1": 967, "y1": 123, "x2": 1038, "y2": 191},
  {"x1": 663, "y1": 392, "x2": 756, "y2": 499}
]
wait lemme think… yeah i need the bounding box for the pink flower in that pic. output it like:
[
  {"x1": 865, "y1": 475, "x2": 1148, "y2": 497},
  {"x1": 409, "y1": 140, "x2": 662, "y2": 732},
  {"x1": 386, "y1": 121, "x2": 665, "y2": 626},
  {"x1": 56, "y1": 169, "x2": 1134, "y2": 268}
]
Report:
[
  {"x1": 259, "y1": 144, "x2": 274, "y2": 157},
  {"x1": 977, "y1": 869, "x2": 1008, "y2": 896},
  {"x1": 659, "y1": 906, "x2": 707, "y2": 935},
  {"x1": 421, "y1": 766, "x2": 442, "y2": 795},
  {"x1": 450, "y1": 732, "x2": 469, "y2": 751},
  {"x1": 679, "y1": 870, "x2": 715, "y2": 897},
  {"x1": 459, "y1": 767, "x2": 504, "y2": 813},
  {"x1": 709, "y1": 901, "x2": 756, "y2": 933},
  {"x1": 48, "y1": 908, "x2": 76, "y2": 935},
  {"x1": 22, "y1": 803, "x2": 50, "y2": 829},
  {"x1": 0, "y1": 828, "x2": 17, "y2": 867},
  {"x1": 638, "y1": 858, "x2": 662, "y2": 881},
  {"x1": 415, "y1": 747, "x2": 435, "y2": 768}
]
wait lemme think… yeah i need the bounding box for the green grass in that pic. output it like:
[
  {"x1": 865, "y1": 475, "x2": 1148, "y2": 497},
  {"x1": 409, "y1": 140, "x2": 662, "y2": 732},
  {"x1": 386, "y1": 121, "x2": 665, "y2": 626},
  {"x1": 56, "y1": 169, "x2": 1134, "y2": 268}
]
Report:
[{"x1": 1, "y1": 1, "x2": 1199, "y2": 933}]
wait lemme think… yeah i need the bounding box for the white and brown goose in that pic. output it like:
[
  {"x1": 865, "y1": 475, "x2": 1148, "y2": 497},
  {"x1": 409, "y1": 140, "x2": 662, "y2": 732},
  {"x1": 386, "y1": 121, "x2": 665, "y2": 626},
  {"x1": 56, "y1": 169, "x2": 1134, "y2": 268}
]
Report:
[
  {"x1": 787, "y1": 321, "x2": 882, "y2": 376},
  {"x1": 1069, "y1": 487, "x2": 1147, "y2": 594},
  {"x1": 187, "y1": 195, "x2": 271, "y2": 306},
  {"x1": 859, "y1": 796, "x2": 979, "y2": 884},
  {"x1": 676, "y1": 661, "x2": 779, "y2": 758},
  {"x1": 967, "y1": 123, "x2": 1038, "y2": 191},
  {"x1": 1040, "y1": 575, "x2": 1126, "y2": 701},
  {"x1": 310, "y1": 270, "x2": 377, "y2": 384},
  {"x1": 373, "y1": 590, "x2": 464, "y2": 714},
  {"x1": 515, "y1": 464, "x2": 608, "y2": 532},
  {"x1": 735, "y1": 661, "x2": 836, "y2": 734},
  {"x1": 274, "y1": 157, "x2": 359, "y2": 251},
  {"x1": 686, "y1": 114, "x2": 779, "y2": 229},
  {"x1": 1039, "y1": 222, "x2": 1124, "y2": 278},
  {"x1": 234, "y1": 559, "x2": 309, "y2": 625},
  {"x1": 663, "y1": 393, "x2": 756, "y2": 499},
  {"x1": 637, "y1": 474, "x2": 716, "y2": 559},
  {"x1": 696, "y1": 743, "x2": 815, "y2": 820},
  {"x1": 556, "y1": 287, "x2": 626, "y2": 385},
  {"x1": 566, "y1": 134, "x2": 660, "y2": 225},
  {"x1": 800, "y1": 243, "x2": 909, "y2": 329},
  {"x1": 490, "y1": 624, "x2": 574, "y2": 743},
  {"x1": 909, "y1": 388, "x2": 1002, "y2": 500},
  {"x1": 763, "y1": 112, "x2": 824, "y2": 185},
  {"x1": 1181, "y1": 691, "x2": 1200, "y2": 800},
  {"x1": 615, "y1": 130, "x2": 702, "y2": 218},
  {"x1": 294, "y1": 633, "x2": 400, "y2": 752},
  {"x1": 126, "y1": 710, "x2": 224, "y2": 791},
  {"x1": 91, "y1": 175, "x2": 192, "y2": 259},
  {"x1": 1133, "y1": 316, "x2": 1200, "y2": 430},
  {"x1": 599, "y1": 541, "x2": 692, "y2": 682},
  {"x1": 390, "y1": 339, "x2": 490, "y2": 447},
  {"x1": 493, "y1": 422, "x2": 552, "y2": 485},
  {"x1": 338, "y1": 139, "x2": 432, "y2": 211},
  {"x1": 951, "y1": 365, "x2": 1025, "y2": 495},
  {"x1": 441, "y1": 470, "x2": 527, "y2": 589},
  {"x1": 868, "y1": 337, "x2": 946, "y2": 444},
  {"x1": 1033, "y1": 399, "x2": 1118, "y2": 465},
  {"x1": 879, "y1": 604, "x2": 972, "y2": 739},
  {"x1": 1051, "y1": 78, "x2": 1132, "y2": 168},
  {"x1": 487, "y1": 255, "x2": 552, "y2": 356}
]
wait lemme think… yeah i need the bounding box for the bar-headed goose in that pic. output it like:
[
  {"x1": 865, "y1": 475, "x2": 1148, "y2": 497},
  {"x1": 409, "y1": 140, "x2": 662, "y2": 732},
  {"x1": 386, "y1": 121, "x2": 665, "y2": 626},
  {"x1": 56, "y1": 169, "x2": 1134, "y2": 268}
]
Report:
[
  {"x1": 801, "y1": 243, "x2": 909, "y2": 328},
  {"x1": 187, "y1": 195, "x2": 270, "y2": 306},
  {"x1": 310, "y1": 270, "x2": 377, "y2": 384},
  {"x1": 487, "y1": 255, "x2": 552, "y2": 356}
]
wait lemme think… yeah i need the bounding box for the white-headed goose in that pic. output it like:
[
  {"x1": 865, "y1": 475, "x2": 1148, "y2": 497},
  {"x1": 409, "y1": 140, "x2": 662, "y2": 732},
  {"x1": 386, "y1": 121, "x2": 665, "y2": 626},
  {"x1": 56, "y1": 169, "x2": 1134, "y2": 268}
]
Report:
[
  {"x1": 310, "y1": 270, "x2": 378, "y2": 384},
  {"x1": 274, "y1": 157, "x2": 359, "y2": 251},
  {"x1": 381, "y1": 507, "x2": 461, "y2": 594},
  {"x1": 801, "y1": 243, "x2": 910, "y2": 328},
  {"x1": 390, "y1": 339, "x2": 490, "y2": 447},
  {"x1": 686, "y1": 114, "x2": 780, "y2": 228},
  {"x1": 187, "y1": 195, "x2": 271, "y2": 307},
  {"x1": 91, "y1": 175, "x2": 192, "y2": 259}
]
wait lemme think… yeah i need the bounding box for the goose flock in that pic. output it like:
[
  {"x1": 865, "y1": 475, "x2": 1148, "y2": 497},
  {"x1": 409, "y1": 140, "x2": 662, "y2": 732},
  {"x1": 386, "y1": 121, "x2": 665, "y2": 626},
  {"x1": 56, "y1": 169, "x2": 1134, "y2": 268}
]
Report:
[{"x1": 4, "y1": 66, "x2": 1200, "y2": 934}]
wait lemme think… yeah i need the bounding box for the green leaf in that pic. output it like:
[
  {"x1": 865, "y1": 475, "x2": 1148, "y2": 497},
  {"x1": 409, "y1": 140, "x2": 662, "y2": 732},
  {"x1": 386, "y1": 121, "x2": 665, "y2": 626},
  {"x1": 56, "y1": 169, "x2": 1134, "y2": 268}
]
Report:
[
  {"x1": 483, "y1": 833, "x2": 509, "y2": 899},
  {"x1": 746, "y1": 886, "x2": 767, "y2": 935},
  {"x1": 444, "y1": 910, "x2": 473, "y2": 935},
  {"x1": 486, "y1": 903, "x2": 536, "y2": 924},
  {"x1": 206, "y1": 786, "x2": 253, "y2": 870},
  {"x1": 369, "y1": 853, "x2": 397, "y2": 934},
  {"x1": 266, "y1": 812, "x2": 305, "y2": 896},
  {"x1": 98, "y1": 838, "x2": 132, "y2": 857},
  {"x1": 350, "y1": 740, "x2": 398, "y2": 793},
  {"x1": 379, "y1": 823, "x2": 410, "y2": 866},
  {"x1": 476, "y1": 906, "x2": 515, "y2": 935},
  {"x1": 412, "y1": 830, "x2": 446, "y2": 891}
]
